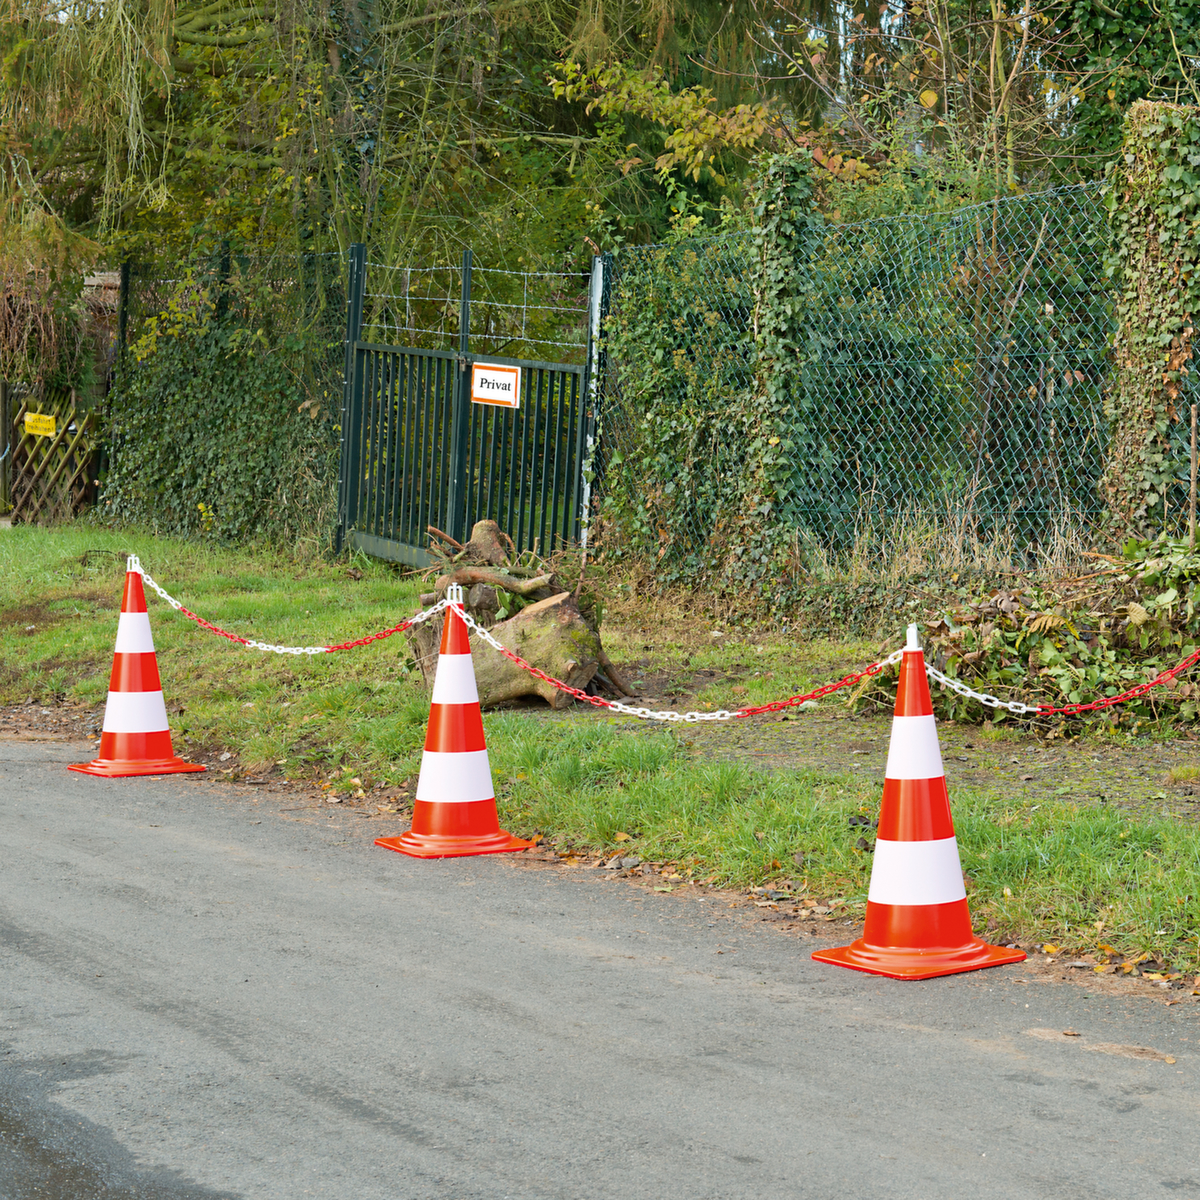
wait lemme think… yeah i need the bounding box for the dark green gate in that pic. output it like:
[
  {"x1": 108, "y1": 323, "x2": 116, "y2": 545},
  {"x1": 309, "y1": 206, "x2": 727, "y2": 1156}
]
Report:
[{"x1": 336, "y1": 245, "x2": 597, "y2": 567}]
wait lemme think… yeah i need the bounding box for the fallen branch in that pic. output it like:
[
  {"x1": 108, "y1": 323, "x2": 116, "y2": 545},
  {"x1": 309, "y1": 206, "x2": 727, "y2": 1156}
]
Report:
[
  {"x1": 435, "y1": 566, "x2": 553, "y2": 597},
  {"x1": 427, "y1": 524, "x2": 465, "y2": 552}
]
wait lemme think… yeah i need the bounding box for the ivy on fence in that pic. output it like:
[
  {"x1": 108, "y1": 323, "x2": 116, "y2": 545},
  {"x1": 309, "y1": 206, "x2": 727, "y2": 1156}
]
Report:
[
  {"x1": 1102, "y1": 101, "x2": 1200, "y2": 537},
  {"x1": 598, "y1": 169, "x2": 1113, "y2": 595},
  {"x1": 102, "y1": 253, "x2": 344, "y2": 547}
]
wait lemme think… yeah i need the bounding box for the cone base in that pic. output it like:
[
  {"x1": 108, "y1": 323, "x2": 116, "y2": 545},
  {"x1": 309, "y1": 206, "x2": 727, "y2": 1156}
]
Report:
[
  {"x1": 68, "y1": 757, "x2": 206, "y2": 778},
  {"x1": 375, "y1": 829, "x2": 532, "y2": 859},
  {"x1": 812, "y1": 938, "x2": 1026, "y2": 981}
]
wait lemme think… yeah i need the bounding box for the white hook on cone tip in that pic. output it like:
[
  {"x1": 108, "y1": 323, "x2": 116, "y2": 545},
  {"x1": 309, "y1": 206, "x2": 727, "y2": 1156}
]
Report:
[
  {"x1": 446, "y1": 582, "x2": 464, "y2": 605},
  {"x1": 906, "y1": 623, "x2": 920, "y2": 651},
  {"x1": 127, "y1": 554, "x2": 141, "y2": 574}
]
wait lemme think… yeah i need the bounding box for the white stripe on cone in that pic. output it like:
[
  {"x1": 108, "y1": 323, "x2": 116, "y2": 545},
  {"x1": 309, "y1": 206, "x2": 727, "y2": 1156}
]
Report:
[
  {"x1": 415, "y1": 748, "x2": 494, "y2": 803},
  {"x1": 867, "y1": 837, "x2": 967, "y2": 906},
  {"x1": 430, "y1": 655, "x2": 480, "y2": 706},
  {"x1": 101, "y1": 690, "x2": 170, "y2": 734},
  {"x1": 884, "y1": 714, "x2": 945, "y2": 780},
  {"x1": 113, "y1": 612, "x2": 156, "y2": 655}
]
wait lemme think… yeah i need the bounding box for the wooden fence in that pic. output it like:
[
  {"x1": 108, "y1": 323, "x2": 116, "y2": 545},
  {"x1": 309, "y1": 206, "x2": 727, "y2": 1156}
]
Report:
[{"x1": 0, "y1": 381, "x2": 100, "y2": 522}]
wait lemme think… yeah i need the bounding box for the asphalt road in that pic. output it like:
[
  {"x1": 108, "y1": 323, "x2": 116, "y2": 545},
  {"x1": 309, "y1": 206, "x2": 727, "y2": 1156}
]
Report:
[{"x1": 2, "y1": 739, "x2": 1198, "y2": 1200}]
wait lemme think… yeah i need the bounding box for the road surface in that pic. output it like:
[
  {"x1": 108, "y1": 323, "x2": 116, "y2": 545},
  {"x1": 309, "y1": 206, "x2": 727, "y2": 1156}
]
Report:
[{"x1": 2, "y1": 739, "x2": 1197, "y2": 1199}]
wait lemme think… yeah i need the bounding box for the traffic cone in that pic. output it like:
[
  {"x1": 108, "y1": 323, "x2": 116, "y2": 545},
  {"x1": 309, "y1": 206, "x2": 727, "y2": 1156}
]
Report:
[
  {"x1": 69, "y1": 559, "x2": 205, "y2": 778},
  {"x1": 811, "y1": 625, "x2": 1025, "y2": 980},
  {"x1": 376, "y1": 587, "x2": 531, "y2": 859}
]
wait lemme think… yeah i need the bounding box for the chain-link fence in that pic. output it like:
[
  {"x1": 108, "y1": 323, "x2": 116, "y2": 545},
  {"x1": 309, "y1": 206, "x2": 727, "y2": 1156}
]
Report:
[{"x1": 599, "y1": 185, "x2": 1118, "y2": 577}]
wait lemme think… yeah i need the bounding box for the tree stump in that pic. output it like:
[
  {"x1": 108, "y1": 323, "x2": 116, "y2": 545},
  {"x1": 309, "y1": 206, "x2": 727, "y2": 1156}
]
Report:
[{"x1": 408, "y1": 593, "x2": 601, "y2": 709}]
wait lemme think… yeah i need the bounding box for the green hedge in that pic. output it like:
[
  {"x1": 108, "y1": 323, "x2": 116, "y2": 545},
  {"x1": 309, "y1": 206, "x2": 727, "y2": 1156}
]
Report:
[{"x1": 102, "y1": 256, "x2": 343, "y2": 548}]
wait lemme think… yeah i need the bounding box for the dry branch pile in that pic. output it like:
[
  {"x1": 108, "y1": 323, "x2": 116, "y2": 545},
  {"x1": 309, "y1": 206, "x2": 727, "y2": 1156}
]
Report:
[{"x1": 409, "y1": 520, "x2": 628, "y2": 709}]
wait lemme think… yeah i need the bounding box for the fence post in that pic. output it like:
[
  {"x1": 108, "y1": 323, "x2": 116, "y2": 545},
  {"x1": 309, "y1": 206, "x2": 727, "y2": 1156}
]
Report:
[
  {"x1": 117, "y1": 260, "x2": 131, "y2": 367},
  {"x1": 335, "y1": 242, "x2": 367, "y2": 554},
  {"x1": 446, "y1": 247, "x2": 472, "y2": 542},
  {"x1": 576, "y1": 253, "x2": 609, "y2": 544},
  {"x1": 0, "y1": 379, "x2": 10, "y2": 514}
]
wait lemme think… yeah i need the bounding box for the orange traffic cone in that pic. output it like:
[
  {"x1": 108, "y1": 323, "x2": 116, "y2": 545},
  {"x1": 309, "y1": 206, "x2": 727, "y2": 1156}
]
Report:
[
  {"x1": 376, "y1": 587, "x2": 531, "y2": 859},
  {"x1": 812, "y1": 625, "x2": 1025, "y2": 980},
  {"x1": 69, "y1": 559, "x2": 205, "y2": 778}
]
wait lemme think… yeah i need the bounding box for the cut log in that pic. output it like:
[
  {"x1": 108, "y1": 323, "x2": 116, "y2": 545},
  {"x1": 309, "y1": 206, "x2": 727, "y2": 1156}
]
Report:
[
  {"x1": 434, "y1": 566, "x2": 553, "y2": 597},
  {"x1": 408, "y1": 592, "x2": 601, "y2": 709},
  {"x1": 464, "y1": 518, "x2": 513, "y2": 565}
]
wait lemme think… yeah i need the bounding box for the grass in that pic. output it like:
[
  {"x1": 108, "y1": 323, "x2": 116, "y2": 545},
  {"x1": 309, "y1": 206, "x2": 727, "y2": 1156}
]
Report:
[{"x1": 3, "y1": 524, "x2": 1200, "y2": 974}]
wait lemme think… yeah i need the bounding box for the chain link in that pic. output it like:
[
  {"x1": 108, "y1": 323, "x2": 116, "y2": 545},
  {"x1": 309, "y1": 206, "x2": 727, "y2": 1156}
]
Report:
[
  {"x1": 924, "y1": 664, "x2": 1045, "y2": 715},
  {"x1": 130, "y1": 556, "x2": 447, "y2": 655},
  {"x1": 127, "y1": 557, "x2": 1200, "y2": 719},
  {"x1": 453, "y1": 603, "x2": 903, "y2": 722}
]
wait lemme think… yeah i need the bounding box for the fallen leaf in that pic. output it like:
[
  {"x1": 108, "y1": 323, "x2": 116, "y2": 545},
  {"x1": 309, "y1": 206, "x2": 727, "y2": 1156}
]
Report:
[
  {"x1": 614, "y1": 831, "x2": 631, "y2": 842},
  {"x1": 1062, "y1": 1029, "x2": 1081, "y2": 1037},
  {"x1": 1085, "y1": 1043, "x2": 1176, "y2": 1062},
  {"x1": 1042, "y1": 943, "x2": 1060, "y2": 954}
]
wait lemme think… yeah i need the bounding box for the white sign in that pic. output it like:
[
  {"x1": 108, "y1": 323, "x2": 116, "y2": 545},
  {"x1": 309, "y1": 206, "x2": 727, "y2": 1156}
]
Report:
[{"x1": 471, "y1": 362, "x2": 521, "y2": 409}]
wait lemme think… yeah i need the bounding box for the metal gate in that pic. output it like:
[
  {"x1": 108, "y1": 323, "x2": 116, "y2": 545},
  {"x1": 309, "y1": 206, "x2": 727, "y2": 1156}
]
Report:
[{"x1": 335, "y1": 245, "x2": 600, "y2": 566}]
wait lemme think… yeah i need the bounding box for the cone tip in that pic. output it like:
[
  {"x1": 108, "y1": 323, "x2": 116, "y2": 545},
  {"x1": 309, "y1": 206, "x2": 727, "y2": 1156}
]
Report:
[{"x1": 906, "y1": 623, "x2": 920, "y2": 652}]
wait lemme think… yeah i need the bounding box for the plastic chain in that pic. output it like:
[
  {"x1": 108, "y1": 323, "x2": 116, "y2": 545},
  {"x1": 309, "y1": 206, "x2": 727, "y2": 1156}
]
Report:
[
  {"x1": 127, "y1": 559, "x2": 1200, "y2": 717},
  {"x1": 131, "y1": 556, "x2": 447, "y2": 655},
  {"x1": 452, "y1": 602, "x2": 905, "y2": 722}
]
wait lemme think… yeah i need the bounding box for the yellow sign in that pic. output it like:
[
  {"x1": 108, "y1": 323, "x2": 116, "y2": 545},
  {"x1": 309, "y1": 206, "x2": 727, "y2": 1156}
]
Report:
[{"x1": 25, "y1": 413, "x2": 56, "y2": 438}]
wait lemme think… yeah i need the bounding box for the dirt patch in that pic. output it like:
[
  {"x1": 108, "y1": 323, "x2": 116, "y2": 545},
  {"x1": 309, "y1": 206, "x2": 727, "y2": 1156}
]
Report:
[
  {"x1": 0, "y1": 586, "x2": 118, "y2": 634},
  {"x1": 0, "y1": 701, "x2": 103, "y2": 740}
]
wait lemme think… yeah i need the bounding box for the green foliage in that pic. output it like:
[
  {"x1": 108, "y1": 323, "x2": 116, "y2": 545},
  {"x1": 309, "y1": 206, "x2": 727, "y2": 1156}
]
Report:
[
  {"x1": 1101, "y1": 101, "x2": 1200, "y2": 536},
  {"x1": 1057, "y1": 1, "x2": 1200, "y2": 170},
  {"x1": 0, "y1": 211, "x2": 104, "y2": 395},
  {"x1": 101, "y1": 254, "x2": 342, "y2": 546},
  {"x1": 868, "y1": 533, "x2": 1200, "y2": 729},
  {"x1": 599, "y1": 221, "x2": 757, "y2": 584},
  {"x1": 599, "y1": 157, "x2": 1113, "y2": 597}
]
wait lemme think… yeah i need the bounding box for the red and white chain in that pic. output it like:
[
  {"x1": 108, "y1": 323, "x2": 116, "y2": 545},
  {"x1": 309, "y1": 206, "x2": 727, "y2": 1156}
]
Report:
[
  {"x1": 128, "y1": 561, "x2": 1200, "y2": 718},
  {"x1": 924, "y1": 664, "x2": 1044, "y2": 715},
  {"x1": 452, "y1": 596, "x2": 904, "y2": 722},
  {"x1": 130, "y1": 556, "x2": 447, "y2": 655}
]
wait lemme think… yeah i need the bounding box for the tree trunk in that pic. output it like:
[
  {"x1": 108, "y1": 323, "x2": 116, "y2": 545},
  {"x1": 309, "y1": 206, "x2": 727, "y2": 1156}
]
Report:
[{"x1": 408, "y1": 593, "x2": 601, "y2": 709}]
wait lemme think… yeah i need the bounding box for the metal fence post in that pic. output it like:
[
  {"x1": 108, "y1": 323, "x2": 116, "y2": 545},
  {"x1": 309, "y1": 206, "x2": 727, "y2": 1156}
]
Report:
[
  {"x1": 446, "y1": 247, "x2": 472, "y2": 542},
  {"x1": 117, "y1": 260, "x2": 131, "y2": 368},
  {"x1": 335, "y1": 243, "x2": 367, "y2": 554},
  {"x1": 0, "y1": 379, "x2": 10, "y2": 514}
]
